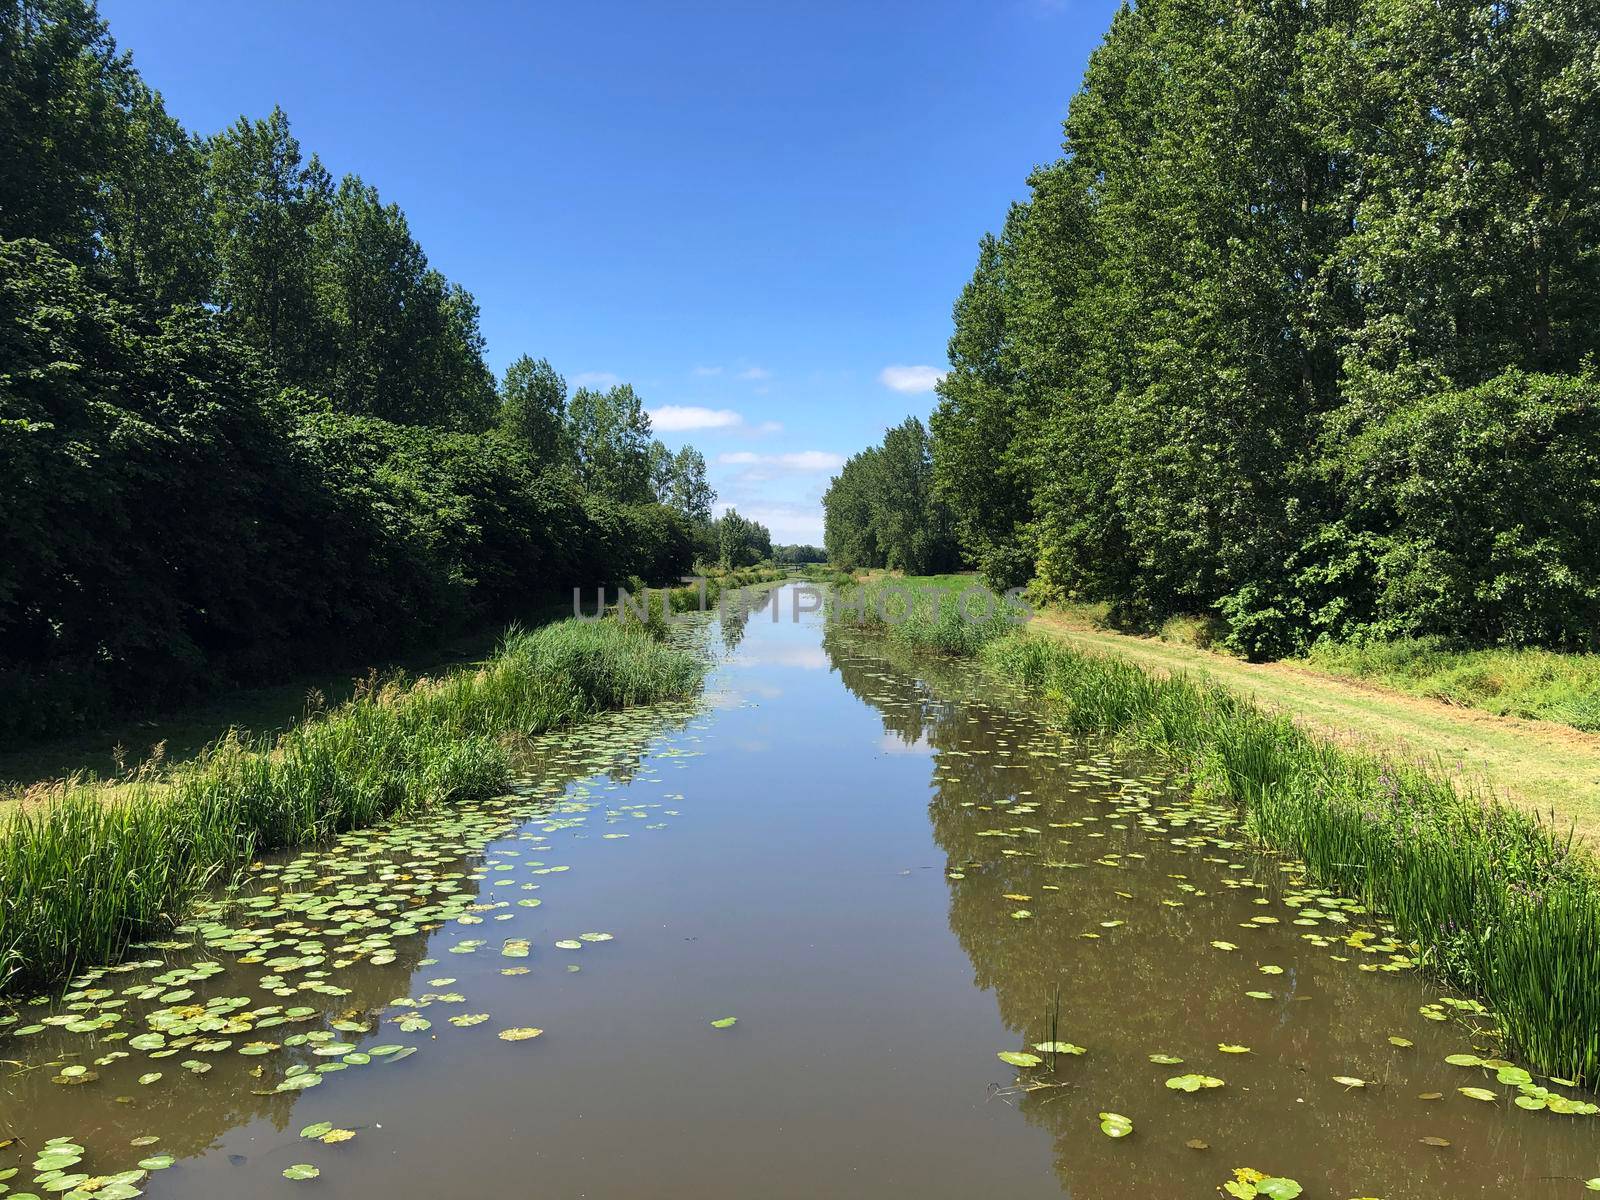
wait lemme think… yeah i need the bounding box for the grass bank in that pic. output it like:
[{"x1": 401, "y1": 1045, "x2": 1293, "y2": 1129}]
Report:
[
  {"x1": 0, "y1": 619, "x2": 705, "y2": 993},
  {"x1": 1304, "y1": 638, "x2": 1600, "y2": 730},
  {"x1": 1051, "y1": 598, "x2": 1600, "y2": 734},
  {"x1": 854, "y1": 581, "x2": 1600, "y2": 1086}
]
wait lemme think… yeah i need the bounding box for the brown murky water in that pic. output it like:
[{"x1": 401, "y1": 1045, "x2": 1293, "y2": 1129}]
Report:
[{"x1": 2, "y1": 584, "x2": 1596, "y2": 1199}]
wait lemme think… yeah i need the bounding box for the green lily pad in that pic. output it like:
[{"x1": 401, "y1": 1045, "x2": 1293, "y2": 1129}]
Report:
[
  {"x1": 998, "y1": 1050, "x2": 1043, "y2": 1068},
  {"x1": 283, "y1": 1164, "x2": 320, "y2": 1181},
  {"x1": 1165, "y1": 1074, "x2": 1224, "y2": 1092},
  {"x1": 1098, "y1": 1111, "x2": 1133, "y2": 1138}
]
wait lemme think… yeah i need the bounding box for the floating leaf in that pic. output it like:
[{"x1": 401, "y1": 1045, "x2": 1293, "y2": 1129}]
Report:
[
  {"x1": 1149, "y1": 1053, "x2": 1184, "y2": 1065},
  {"x1": 498, "y1": 1027, "x2": 544, "y2": 1042},
  {"x1": 299, "y1": 1122, "x2": 333, "y2": 1140},
  {"x1": 710, "y1": 1017, "x2": 738, "y2": 1030},
  {"x1": 1165, "y1": 1074, "x2": 1224, "y2": 1092},
  {"x1": 321, "y1": 1129, "x2": 355, "y2": 1144},
  {"x1": 138, "y1": 1155, "x2": 175, "y2": 1170},
  {"x1": 1332, "y1": 1075, "x2": 1366, "y2": 1088},
  {"x1": 1458, "y1": 1086, "x2": 1498, "y2": 1102},
  {"x1": 1419, "y1": 1136, "x2": 1451, "y2": 1148},
  {"x1": 998, "y1": 1050, "x2": 1043, "y2": 1068},
  {"x1": 1387, "y1": 1036, "x2": 1414, "y2": 1048},
  {"x1": 283, "y1": 1164, "x2": 320, "y2": 1181},
  {"x1": 1098, "y1": 1111, "x2": 1134, "y2": 1138},
  {"x1": 1218, "y1": 1043, "x2": 1251, "y2": 1054},
  {"x1": 1256, "y1": 1179, "x2": 1302, "y2": 1200},
  {"x1": 1033, "y1": 1042, "x2": 1086, "y2": 1055}
]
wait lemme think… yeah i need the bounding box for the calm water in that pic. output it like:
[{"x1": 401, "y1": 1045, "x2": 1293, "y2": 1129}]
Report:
[{"x1": 2, "y1": 584, "x2": 1595, "y2": 1199}]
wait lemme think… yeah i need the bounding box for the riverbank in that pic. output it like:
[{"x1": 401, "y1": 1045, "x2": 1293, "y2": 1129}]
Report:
[
  {"x1": 0, "y1": 618, "x2": 706, "y2": 993},
  {"x1": 851, "y1": 580, "x2": 1600, "y2": 1086},
  {"x1": 1032, "y1": 608, "x2": 1600, "y2": 841}
]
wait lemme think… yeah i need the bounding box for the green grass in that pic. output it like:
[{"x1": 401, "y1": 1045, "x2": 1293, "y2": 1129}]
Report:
[
  {"x1": 0, "y1": 619, "x2": 705, "y2": 993},
  {"x1": 861, "y1": 598, "x2": 1600, "y2": 1085},
  {"x1": 1305, "y1": 637, "x2": 1600, "y2": 731}
]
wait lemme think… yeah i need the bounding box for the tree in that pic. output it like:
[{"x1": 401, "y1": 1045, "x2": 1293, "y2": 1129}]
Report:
[
  {"x1": 823, "y1": 417, "x2": 959, "y2": 574},
  {"x1": 309, "y1": 174, "x2": 495, "y2": 428},
  {"x1": 0, "y1": 0, "x2": 131, "y2": 257},
  {"x1": 716, "y1": 508, "x2": 771, "y2": 569},
  {"x1": 206, "y1": 106, "x2": 330, "y2": 382},
  {"x1": 499, "y1": 355, "x2": 571, "y2": 467},
  {"x1": 567, "y1": 383, "x2": 653, "y2": 502}
]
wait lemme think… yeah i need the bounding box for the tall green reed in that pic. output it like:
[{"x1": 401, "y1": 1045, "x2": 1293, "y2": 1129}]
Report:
[{"x1": 0, "y1": 619, "x2": 704, "y2": 992}]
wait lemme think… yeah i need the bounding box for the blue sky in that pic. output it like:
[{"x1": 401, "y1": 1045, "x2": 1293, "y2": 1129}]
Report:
[{"x1": 102, "y1": 0, "x2": 1120, "y2": 543}]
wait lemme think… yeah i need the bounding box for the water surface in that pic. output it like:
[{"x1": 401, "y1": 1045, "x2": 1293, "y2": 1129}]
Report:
[{"x1": 2, "y1": 585, "x2": 1594, "y2": 1198}]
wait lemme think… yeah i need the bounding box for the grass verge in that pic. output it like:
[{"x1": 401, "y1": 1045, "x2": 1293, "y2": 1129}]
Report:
[
  {"x1": 0, "y1": 619, "x2": 705, "y2": 993},
  {"x1": 856, "y1": 583, "x2": 1600, "y2": 1086},
  {"x1": 1305, "y1": 638, "x2": 1600, "y2": 731}
]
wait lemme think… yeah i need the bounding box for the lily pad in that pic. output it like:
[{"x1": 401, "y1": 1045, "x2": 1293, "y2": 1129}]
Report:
[
  {"x1": 498, "y1": 1027, "x2": 544, "y2": 1042},
  {"x1": 1166, "y1": 1073, "x2": 1224, "y2": 1092},
  {"x1": 1098, "y1": 1111, "x2": 1134, "y2": 1138},
  {"x1": 998, "y1": 1050, "x2": 1043, "y2": 1068}
]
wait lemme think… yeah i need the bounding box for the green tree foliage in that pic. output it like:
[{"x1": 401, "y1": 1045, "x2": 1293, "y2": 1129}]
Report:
[
  {"x1": 499, "y1": 355, "x2": 572, "y2": 468},
  {"x1": 715, "y1": 509, "x2": 773, "y2": 569},
  {"x1": 310, "y1": 174, "x2": 496, "y2": 428},
  {"x1": 205, "y1": 106, "x2": 331, "y2": 382},
  {"x1": 906, "y1": 0, "x2": 1600, "y2": 655},
  {"x1": 568, "y1": 384, "x2": 654, "y2": 502},
  {"x1": 0, "y1": 4, "x2": 712, "y2": 737},
  {"x1": 824, "y1": 417, "x2": 959, "y2": 574},
  {"x1": 774, "y1": 544, "x2": 827, "y2": 564}
]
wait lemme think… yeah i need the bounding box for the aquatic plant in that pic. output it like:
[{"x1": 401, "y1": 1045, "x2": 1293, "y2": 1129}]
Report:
[{"x1": 0, "y1": 619, "x2": 705, "y2": 992}]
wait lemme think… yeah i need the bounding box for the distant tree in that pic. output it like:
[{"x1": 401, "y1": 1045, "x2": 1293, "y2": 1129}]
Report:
[
  {"x1": 499, "y1": 355, "x2": 571, "y2": 467},
  {"x1": 568, "y1": 383, "x2": 653, "y2": 502},
  {"x1": 716, "y1": 508, "x2": 771, "y2": 569},
  {"x1": 653, "y1": 444, "x2": 714, "y2": 522},
  {"x1": 773, "y1": 544, "x2": 826, "y2": 564},
  {"x1": 823, "y1": 417, "x2": 958, "y2": 574}
]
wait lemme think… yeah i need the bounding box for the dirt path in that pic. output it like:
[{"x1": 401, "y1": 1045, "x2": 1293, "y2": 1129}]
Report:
[{"x1": 1030, "y1": 611, "x2": 1600, "y2": 843}]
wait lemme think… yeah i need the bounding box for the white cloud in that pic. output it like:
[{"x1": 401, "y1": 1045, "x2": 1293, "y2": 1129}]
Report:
[
  {"x1": 879, "y1": 364, "x2": 945, "y2": 394},
  {"x1": 738, "y1": 366, "x2": 772, "y2": 381},
  {"x1": 691, "y1": 365, "x2": 723, "y2": 377},
  {"x1": 715, "y1": 501, "x2": 825, "y2": 544},
  {"x1": 572, "y1": 371, "x2": 622, "y2": 388},
  {"x1": 648, "y1": 405, "x2": 745, "y2": 432},
  {"x1": 754, "y1": 420, "x2": 784, "y2": 435},
  {"x1": 715, "y1": 450, "x2": 844, "y2": 472}
]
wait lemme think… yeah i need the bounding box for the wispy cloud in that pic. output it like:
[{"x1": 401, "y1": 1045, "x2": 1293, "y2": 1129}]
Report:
[
  {"x1": 738, "y1": 366, "x2": 772, "y2": 382},
  {"x1": 691, "y1": 365, "x2": 723, "y2": 377},
  {"x1": 717, "y1": 450, "x2": 843, "y2": 472},
  {"x1": 572, "y1": 370, "x2": 622, "y2": 388},
  {"x1": 648, "y1": 405, "x2": 746, "y2": 432},
  {"x1": 713, "y1": 500, "x2": 825, "y2": 544},
  {"x1": 879, "y1": 364, "x2": 945, "y2": 394}
]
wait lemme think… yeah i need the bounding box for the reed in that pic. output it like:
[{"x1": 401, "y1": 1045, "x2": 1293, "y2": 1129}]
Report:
[{"x1": 0, "y1": 619, "x2": 704, "y2": 992}]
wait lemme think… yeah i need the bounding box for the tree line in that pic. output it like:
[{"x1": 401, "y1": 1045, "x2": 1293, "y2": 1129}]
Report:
[
  {"x1": 0, "y1": 0, "x2": 722, "y2": 738},
  {"x1": 829, "y1": 0, "x2": 1600, "y2": 656}
]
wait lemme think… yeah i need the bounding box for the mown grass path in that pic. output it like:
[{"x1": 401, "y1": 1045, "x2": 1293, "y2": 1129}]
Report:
[{"x1": 1032, "y1": 611, "x2": 1600, "y2": 843}]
